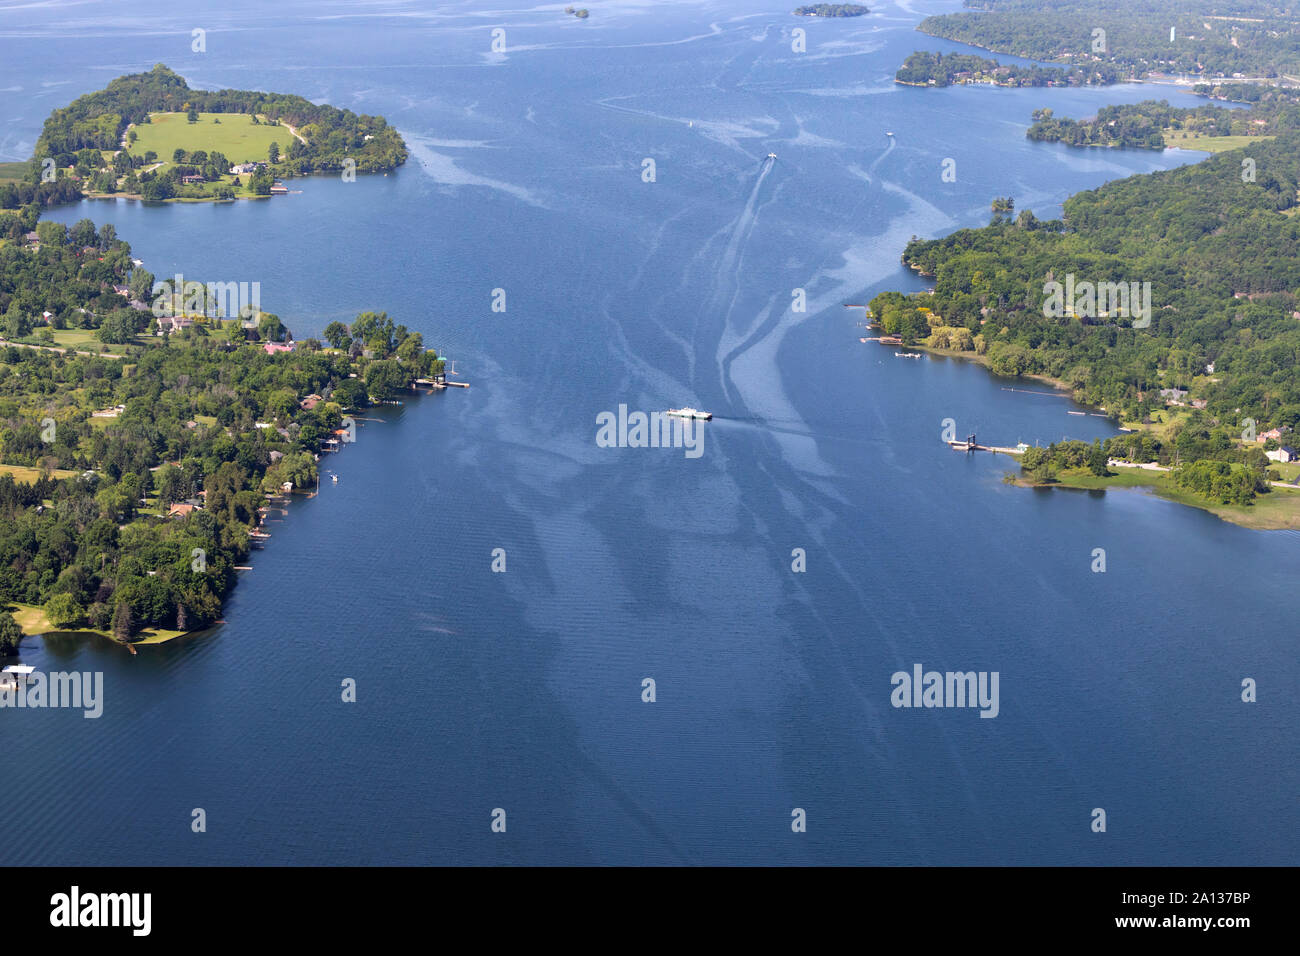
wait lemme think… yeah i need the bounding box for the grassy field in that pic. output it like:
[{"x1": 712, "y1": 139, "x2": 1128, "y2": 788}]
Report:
[
  {"x1": 0, "y1": 160, "x2": 30, "y2": 183},
  {"x1": 7, "y1": 602, "x2": 189, "y2": 644},
  {"x1": 15, "y1": 327, "x2": 136, "y2": 356},
  {"x1": 127, "y1": 112, "x2": 295, "y2": 166},
  {"x1": 1010, "y1": 466, "x2": 1300, "y2": 530},
  {"x1": 1163, "y1": 131, "x2": 1276, "y2": 153},
  {"x1": 0, "y1": 464, "x2": 78, "y2": 482},
  {"x1": 50, "y1": 327, "x2": 135, "y2": 354}
]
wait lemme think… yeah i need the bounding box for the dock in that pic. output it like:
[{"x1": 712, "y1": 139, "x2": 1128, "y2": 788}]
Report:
[
  {"x1": 948, "y1": 440, "x2": 1025, "y2": 456},
  {"x1": 443, "y1": 380, "x2": 469, "y2": 388}
]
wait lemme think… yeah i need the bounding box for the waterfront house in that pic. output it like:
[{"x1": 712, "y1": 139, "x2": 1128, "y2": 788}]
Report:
[
  {"x1": 263, "y1": 341, "x2": 294, "y2": 355},
  {"x1": 156, "y1": 315, "x2": 194, "y2": 334}
]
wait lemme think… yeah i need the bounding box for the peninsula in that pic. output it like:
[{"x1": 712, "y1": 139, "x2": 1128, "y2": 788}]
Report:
[
  {"x1": 867, "y1": 130, "x2": 1300, "y2": 529},
  {"x1": 10, "y1": 64, "x2": 406, "y2": 204},
  {"x1": 895, "y1": 51, "x2": 1119, "y2": 88},
  {"x1": 915, "y1": 0, "x2": 1300, "y2": 80},
  {"x1": 1, "y1": 77, "x2": 436, "y2": 652}
]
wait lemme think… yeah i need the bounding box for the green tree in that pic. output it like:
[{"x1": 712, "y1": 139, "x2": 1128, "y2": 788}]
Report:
[
  {"x1": 111, "y1": 599, "x2": 134, "y2": 642},
  {"x1": 1088, "y1": 439, "x2": 1110, "y2": 476},
  {"x1": 322, "y1": 321, "x2": 351, "y2": 350},
  {"x1": 0, "y1": 612, "x2": 22, "y2": 655},
  {"x1": 44, "y1": 593, "x2": 85, "y2": 629},
  {"x1": 258, "y1": 313, "x2": 287, "y2": 342},
  {"x1": 364, "y1": 359, "x2": 410, "y2": 402}
]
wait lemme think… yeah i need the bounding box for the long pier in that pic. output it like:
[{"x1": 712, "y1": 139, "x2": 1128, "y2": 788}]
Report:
[
  {"x1": 948, "y1": 440, "x2": 1024, "y2": 455},
  {"x1": 414, "y1": 378, "x2": 469, "y2": 389}
]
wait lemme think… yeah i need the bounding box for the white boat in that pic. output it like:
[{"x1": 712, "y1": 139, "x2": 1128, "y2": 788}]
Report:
[
  {"x1": 666, "y1": 407, "x2": 713, "y2": 420},
  {"x1": 886, "y1": 131, "x2": 894, "y2": 137},
  {"x1": 331, "y1": 474, "x2": 338, "y2": 483},
  {"x1": 766, "y1": 152, "x2": 777, "y2": 160},
  {"x1": 894, "y1": 351, "x2": 921, "y2": 358}
]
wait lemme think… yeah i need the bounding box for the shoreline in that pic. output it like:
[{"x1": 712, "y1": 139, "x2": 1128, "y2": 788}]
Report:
[
  {"x1": 10, "y1": 386, "x2": 437, "y2": 651},
  {"x1": 910, "y1": 27, "x2": 1293, "y2": 88},
  {"x1": 1004, "y1": 468, "x2": 1300, "y2": 531},
  {"x1": 872, "y1": 340, "x2": 1300, "y2": 530}
]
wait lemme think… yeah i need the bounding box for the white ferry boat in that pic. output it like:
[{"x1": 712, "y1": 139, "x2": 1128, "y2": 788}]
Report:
[
  {"x1": 666, "y1": 407, "x2": 713, "y2": 420},
  {"x1": 894, "y1": 351, "x2": 921, "y2": 358}
]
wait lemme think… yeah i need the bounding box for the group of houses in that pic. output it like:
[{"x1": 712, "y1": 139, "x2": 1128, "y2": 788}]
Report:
[
  {"x1": 1157, "y1": 387, "x2": 1209, "y2": 410},
  {"x1": 156, "y1": 315, "x2": 195, "y2": 334},
  {"x1": 1257, "y1": 426, "x2": 1298, "y2": 463}
]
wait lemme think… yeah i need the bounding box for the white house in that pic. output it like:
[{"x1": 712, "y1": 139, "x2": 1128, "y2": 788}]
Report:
[{"x1": 1265, "y1": 446, "x2": 1297, "y2": 463}]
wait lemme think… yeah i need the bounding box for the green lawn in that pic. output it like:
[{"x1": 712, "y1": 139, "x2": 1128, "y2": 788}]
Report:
[
  {"x1": 0, "y1": 464, "x2": 78, "y2": 482},
  {"x1": 1163, "y1": 131, "x2": 1276, "y2": 153},
  {"x1": 49, "y1": 327, "x2": 134, "y2": 354},
  {"x1": 1014, "y1": 466, "x2": 1300, "y2": 530},
  {"x1": 126, "y1": 112, "x2": 295, "y2": 166},
  {"x1": 7, "y1": 602, "x2": 188, "y2": 645},
  {"x1": 19, "y1": 328, "x2": 135, "y2": 356},
  {"x1": 0, "y1": 160, "x2": 30, "y2": 184}
]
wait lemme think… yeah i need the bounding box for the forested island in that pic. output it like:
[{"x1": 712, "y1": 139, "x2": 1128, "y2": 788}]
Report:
[
  {"x1": 1026, "y1": 86, "x2": 1300, "y2": 151},
  {"x1": 895, "y1": 51, "x2": 1119, "y2": 88},
  {"x1": 917, "y1": 0, "x2": 1300, "y2": 79},
  {"x1": 0, "y1": 207, "x2": 444, "y2": 652},
  {"x1": 793, "y1": 4, "x2": 868, "y2": 17},
  {"x1": 7, "y1": 64, "x2": 406, "y2": 203},
  {"x1": 868, "y1": 132, "x2": 1300, "y2": 527}
]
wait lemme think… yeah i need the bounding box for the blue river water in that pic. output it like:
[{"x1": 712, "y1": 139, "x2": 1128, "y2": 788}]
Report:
[{"x1": 1, "y1": 0, "x2": 1296, "y2": 865}]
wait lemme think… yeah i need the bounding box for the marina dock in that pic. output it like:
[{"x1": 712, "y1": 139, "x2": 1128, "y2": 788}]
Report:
[{"x1": 948, "y1": 440, "x2": 1025, "y2": 456}]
